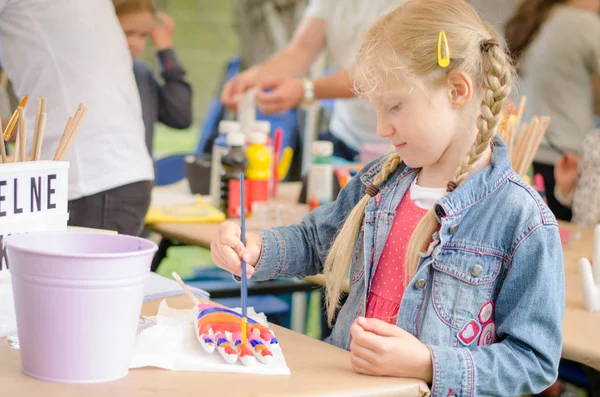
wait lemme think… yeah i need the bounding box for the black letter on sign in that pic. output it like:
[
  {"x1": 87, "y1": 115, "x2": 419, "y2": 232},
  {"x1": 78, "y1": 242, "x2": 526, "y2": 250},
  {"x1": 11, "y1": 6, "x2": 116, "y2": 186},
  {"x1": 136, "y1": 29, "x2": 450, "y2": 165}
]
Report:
[
  {"x1": 47, "y1": 174, "x2": 57, "y2": 209},
  {"x1": 13, "y1": 179, "x2": 23, "y2": 214},
  {"x1": 31, "y1": 176, "x2": 42, "y2": 212},
  {"x1": 0, "y1": 180, "x2": 6, "y2": 217}
]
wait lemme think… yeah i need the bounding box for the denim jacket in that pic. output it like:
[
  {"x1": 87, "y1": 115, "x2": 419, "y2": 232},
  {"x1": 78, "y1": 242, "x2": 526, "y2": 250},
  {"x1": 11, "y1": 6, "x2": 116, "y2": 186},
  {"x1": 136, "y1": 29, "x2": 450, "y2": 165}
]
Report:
[{"x1": 254, "y1": 138, "x2": 565, "y2": 397}]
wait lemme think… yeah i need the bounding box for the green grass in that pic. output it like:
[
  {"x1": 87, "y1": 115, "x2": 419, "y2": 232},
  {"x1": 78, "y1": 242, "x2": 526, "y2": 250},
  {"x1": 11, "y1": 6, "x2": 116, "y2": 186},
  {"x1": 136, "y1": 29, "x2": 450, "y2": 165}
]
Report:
[
  {"x1": 155, "y1": 244, "x2": 213, "y2": 279},
  {"x1": 153, "y1": 124, "x2": 198, "y2": 158}
]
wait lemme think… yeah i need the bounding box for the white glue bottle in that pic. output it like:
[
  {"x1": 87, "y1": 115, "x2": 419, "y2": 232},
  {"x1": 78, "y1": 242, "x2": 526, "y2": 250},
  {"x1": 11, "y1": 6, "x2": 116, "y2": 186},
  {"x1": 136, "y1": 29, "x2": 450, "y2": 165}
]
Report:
[{"x1": 307, "y1": 141, "x2": 334, "y2": 210}]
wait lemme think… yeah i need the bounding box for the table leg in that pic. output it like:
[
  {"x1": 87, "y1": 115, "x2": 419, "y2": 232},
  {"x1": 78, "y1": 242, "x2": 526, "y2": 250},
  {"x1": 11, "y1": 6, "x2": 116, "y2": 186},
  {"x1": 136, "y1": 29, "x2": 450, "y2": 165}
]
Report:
[
  {"x1": 151, "y1": 238, "x2": 174, "y2": 273},
  {"x1": 584, "y1": 365, "x2": 600, "y2": 397},
  {"x1": 291, "y1": 292, "x2": 307, "y2": 333}
]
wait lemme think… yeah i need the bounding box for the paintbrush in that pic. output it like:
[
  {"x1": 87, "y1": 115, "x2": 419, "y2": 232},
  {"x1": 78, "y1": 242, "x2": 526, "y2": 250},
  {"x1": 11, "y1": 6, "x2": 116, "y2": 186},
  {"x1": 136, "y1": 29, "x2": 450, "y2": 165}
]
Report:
[
  {"x1": 240, "y1": 172, "x2": 248, "y2": 345},
  {"x1": 172, "y1": 271, "x2": 200, "y2": 305},
  {"x1": 2, "y1": 94, "x2": 28, "y2": 142}
]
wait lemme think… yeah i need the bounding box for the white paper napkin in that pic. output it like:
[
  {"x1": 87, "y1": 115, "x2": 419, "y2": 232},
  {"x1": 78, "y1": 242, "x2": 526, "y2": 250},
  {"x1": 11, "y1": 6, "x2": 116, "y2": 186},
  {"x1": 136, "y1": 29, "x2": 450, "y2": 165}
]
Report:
[{"x1": 130, "y1": 300, "x2": 290, "y2": 375}]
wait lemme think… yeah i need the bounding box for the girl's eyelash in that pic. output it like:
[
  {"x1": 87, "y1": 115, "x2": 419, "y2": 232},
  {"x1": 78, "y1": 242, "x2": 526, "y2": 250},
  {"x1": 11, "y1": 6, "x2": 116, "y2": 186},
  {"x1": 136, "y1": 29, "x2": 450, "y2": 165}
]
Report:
[{"x1": 389, "y1": 104, "x2": 402, "y2": 112}]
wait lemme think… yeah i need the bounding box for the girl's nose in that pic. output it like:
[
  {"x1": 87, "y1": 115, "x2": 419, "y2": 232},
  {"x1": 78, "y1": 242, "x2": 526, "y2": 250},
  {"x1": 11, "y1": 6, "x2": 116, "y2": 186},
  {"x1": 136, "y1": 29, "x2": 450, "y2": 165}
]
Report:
[{"x1": 376, "y1": 114, "x2": 395, "y2": 139}]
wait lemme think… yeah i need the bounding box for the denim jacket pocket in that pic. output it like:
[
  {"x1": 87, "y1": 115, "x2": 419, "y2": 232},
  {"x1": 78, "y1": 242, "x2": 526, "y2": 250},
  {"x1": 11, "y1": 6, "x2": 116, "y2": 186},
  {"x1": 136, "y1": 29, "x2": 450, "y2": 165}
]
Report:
[{"x1": 431, "y1": 251, "x2": 503, "y2": 329}]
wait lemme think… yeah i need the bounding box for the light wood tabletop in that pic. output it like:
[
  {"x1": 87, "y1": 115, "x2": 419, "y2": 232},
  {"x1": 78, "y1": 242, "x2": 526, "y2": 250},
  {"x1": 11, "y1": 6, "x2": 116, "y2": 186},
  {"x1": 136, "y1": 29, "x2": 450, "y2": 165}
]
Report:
[
  {"x1": 1, "y1": 295, "x2": 430, "y2": 397},
  {"x1": 557, "y1": 222, "x2": 600, "y2": 371}
]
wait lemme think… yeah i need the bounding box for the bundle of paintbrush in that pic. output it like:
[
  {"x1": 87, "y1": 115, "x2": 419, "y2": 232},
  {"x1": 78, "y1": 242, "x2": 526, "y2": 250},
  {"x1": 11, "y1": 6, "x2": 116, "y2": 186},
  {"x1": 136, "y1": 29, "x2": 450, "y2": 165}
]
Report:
[
  {"x1": 0, "y1": 94, "x2": 87, "y2": 164},
  {"x1": 498, "y1": 96, "x2": 550, "y2": 177}
]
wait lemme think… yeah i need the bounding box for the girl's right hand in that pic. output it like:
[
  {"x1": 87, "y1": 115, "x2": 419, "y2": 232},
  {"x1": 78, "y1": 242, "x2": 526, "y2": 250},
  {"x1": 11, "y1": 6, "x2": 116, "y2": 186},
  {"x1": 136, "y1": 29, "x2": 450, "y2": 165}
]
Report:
[{"x1": 211, "y1": 221, "x2": 263, "y2": 279}]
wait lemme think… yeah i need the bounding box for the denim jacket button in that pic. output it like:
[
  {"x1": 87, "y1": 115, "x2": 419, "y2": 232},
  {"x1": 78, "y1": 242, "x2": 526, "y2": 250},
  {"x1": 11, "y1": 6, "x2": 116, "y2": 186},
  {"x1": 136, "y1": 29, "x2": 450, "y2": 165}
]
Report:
[
  {"x1": 414, "y1": 279, "x2": 427, "y2": 289},
  {"x1": 471, "y1": 264, "x2": 483, "y2": 277},
  {"x1": 449, "y1": 224, "x2": 458, "y2": 234}
]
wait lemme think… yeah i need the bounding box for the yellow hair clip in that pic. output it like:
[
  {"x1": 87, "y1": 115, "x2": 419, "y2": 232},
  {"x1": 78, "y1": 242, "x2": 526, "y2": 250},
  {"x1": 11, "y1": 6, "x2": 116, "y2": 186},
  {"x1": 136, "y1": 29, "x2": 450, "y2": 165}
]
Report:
[{"x1": 437, "y1": 30, "x2": 450, "y2": 68}]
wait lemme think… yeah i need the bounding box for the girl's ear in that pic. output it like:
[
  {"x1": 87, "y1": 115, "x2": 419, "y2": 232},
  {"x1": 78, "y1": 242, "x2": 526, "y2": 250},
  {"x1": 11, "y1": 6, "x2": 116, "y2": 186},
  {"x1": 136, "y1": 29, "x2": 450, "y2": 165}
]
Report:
[{"x1": 447, "y1": 71, "x2": 474, "y2": 108}]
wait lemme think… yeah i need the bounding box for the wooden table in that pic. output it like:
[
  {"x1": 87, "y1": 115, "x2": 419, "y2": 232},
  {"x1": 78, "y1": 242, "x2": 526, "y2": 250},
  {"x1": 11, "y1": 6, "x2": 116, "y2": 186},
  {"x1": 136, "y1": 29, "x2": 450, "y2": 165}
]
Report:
[
  {"x1": 0, "y1": 295, "x2": 430, "y2": 397},
  {"x1": 149, "y1": 183, "x2": 339, "y2": 290},
  {"x1": 150, "y1": 182, "x2": 305, "y2": 249},
  {"x1": 558, "y1": 222, "x2": 600, "y2": 372}
]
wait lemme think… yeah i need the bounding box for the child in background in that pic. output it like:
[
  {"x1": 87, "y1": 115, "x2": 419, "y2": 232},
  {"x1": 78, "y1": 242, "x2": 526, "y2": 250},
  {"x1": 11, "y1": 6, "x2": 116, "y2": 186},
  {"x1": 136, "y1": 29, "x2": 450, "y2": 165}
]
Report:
[
  {"x1": 554, "y1": 130, "x2": 600, "y2": 227},
  {"x1": 211, "y1": 0, "x2": 565, "y2": 395},
  {"x1": 113, "y1": 0, "x2": 192, "y2": 156}
]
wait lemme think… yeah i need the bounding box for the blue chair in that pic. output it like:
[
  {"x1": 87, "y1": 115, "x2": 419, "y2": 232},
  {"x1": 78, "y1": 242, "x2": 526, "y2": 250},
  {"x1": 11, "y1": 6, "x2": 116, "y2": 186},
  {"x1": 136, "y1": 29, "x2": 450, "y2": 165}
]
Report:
[
  {"x1": 212, "y1": 295, "x2": 290, "y2": 326},
  {"x1": 194, "y1": 56, "x2": 302, "y2": 183},
  {"x1": 153, "y1": 57, "x2": 244, "y2": 189},
  {"x1": 153, "y1": 154, "x2": 189, "y2": 186},
  {"x1": 185, "y1": 267, "x2": 315, "y2": 330}
]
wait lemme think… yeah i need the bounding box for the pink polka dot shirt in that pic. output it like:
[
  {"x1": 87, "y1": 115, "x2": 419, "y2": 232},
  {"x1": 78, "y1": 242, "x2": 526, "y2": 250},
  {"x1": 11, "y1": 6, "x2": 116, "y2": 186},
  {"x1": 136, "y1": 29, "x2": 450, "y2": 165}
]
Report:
[{"x1": 365, "y1": 189, "x2": 430, "y2": 324}]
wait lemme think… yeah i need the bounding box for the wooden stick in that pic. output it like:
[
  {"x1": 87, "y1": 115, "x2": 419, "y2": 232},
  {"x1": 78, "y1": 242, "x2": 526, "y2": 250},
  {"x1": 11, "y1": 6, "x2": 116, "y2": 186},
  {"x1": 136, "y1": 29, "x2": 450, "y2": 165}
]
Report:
[
  {"x1": 12, "y1": 132, "x2": 19, "y2": 162},
  {"x1": 54, "y1": 104, "x2": 84, "y2": 161},
  {"x1": 18, "y1": 107, "x2": 26, "y2": 162},
  {"x1": 516, "y1": 121, "x2": 535, "y2": 176},
  {"x1": 514, "y1": 96, "x2": 527, "y2": 136},
  {"x1": 0, "y1": 118, "x2": 6, "y2": 163},
  {"x1": 508, "y1": 96, "x2": 527, "y2": 163},
  {"x1": 55, "y1": 105, "x2": 87, "y2": 161},
  {"x1": 518, "y1": 117, "x2": 541, "y2": 176},
  {"x1": 53, "y1": 116, "x2": 74, "y2": 161},
  {"x1": 0, "y1": 71, "x2": 7, "y2": 90},
  {"x1": 510, "y1": 123, "x2": 528, "y2": 168},
  {"x1": 514, "y1": 121, "x2": 534, "y2": 174},
  {"x1": 34, "y1": 113, "x2": 46, "y2": 161},
  {"x1": 520, "y1": 117, "x2": 549, "y2": 177},
  {"x1": 30, "y1": 98, "x2": 43, "y2": 160},
  {"x1": 31, "y1": 98, "x2": 47, "y2": 161},
  {"x1": 508, "y1": 116, "x2": 519, "y2": 160},
  {"x1": 505, "y1": 117, "x2": 515, "y2": 158},
  {"x1": 20, "y1": 118, "x2": 27, "y2": 162},
  {"x1": 172, "y1": 271, "x2": 200, "y2": 305}
]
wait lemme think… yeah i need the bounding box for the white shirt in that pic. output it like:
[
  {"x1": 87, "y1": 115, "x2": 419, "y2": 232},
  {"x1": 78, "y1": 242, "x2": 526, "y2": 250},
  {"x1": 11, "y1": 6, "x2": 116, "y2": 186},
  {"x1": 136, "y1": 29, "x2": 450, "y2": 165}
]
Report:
[
  {"x1": 0, "y1": 0, "x2": 154, "y2": 200},
  {"x1": 410, "y1": 177, "x2": 446, "y2": 210},
  {"x1": 305, "y1": 0, "x2": 402, "y2": 152},
  {"x1": 304, "y1": 0, "x2": 521, "y2": 152}
]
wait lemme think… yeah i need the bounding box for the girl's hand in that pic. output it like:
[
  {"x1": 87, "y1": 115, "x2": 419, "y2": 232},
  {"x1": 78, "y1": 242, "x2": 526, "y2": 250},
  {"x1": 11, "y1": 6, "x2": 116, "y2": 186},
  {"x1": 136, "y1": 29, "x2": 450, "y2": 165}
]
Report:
[
  {"x1": 554, "y1": 152, "x2": 579, "y2": 196},
  {"x1": 210, "y1": 221, "x2": 263, "y2": 279},
  {"x1": 151, "y1": 12, "x2": 175, "y2": 51},
  {"x1": 349, "y1": 317, "x2": 433, "y2": 382}
]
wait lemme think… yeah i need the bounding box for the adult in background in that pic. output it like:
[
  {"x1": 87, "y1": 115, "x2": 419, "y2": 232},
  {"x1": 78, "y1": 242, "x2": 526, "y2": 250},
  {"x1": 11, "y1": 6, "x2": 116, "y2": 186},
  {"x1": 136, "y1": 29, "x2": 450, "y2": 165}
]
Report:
[
  {"x1": 505, "y1": 0, "x2": 600, "y2": 221},
  {"x1": 0, "y1": 0, "x2": 154, "y2": 236},
  {"x1": 221, "y1": 0, "x2": 405, "y2": 161}
]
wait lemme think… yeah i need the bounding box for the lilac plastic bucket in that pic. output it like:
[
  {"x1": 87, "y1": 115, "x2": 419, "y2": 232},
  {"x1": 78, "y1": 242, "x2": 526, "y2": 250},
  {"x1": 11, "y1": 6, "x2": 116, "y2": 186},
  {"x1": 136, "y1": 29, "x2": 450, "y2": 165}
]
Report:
[{"x1": 4, "y1": 231, "x2": 157, "y2": 383}]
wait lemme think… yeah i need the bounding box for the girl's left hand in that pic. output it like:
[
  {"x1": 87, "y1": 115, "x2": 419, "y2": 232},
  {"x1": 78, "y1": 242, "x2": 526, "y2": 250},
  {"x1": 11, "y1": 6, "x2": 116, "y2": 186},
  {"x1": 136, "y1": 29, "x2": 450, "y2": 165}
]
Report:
[{"x1": 349, "y1": 317, "x2": 433, "y2": 382}]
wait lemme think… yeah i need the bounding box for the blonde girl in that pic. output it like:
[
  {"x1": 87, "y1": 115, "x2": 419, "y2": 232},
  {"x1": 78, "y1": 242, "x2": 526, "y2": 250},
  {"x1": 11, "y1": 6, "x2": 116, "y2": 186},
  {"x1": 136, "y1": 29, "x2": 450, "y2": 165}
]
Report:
[{"x1": 211, "y1": 1, "x2": 564, "y2": 395}]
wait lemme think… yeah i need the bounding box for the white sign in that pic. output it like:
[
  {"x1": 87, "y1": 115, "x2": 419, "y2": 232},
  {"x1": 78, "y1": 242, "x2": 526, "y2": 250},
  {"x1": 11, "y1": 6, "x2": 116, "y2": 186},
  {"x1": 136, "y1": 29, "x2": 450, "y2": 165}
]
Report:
[
  {"x1": 0, "y1": 161, "x2": 69, "y2": 271},
  {"x1": 0, "y1": 161, "x2": 69, "y2": 236}
]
